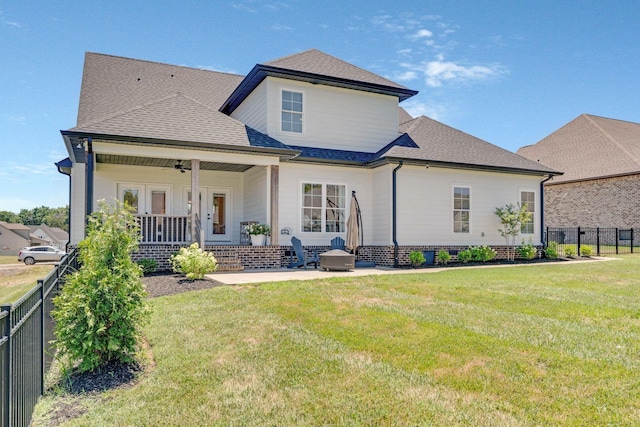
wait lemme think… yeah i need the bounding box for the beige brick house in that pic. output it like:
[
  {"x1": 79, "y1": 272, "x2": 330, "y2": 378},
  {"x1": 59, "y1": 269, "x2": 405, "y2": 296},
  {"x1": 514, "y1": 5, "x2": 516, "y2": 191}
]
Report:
[{"x1": 517, "y1": 114, "x2": 640, "y2": 228}]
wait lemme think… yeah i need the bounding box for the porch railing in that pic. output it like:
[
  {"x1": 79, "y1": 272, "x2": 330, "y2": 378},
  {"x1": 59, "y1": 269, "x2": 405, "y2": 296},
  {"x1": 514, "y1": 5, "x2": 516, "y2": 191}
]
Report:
[{"x1": 137, "y1": 215, "x2": 190, "y2": 244}]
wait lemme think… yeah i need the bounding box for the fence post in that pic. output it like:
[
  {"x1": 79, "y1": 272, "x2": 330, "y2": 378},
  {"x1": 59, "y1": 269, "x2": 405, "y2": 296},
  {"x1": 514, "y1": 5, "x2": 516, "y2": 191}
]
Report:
[
  {"x1": 577, "y1": 227, "x2": 581, "y2": 255},
  {"x1": 615, "y1": 228, "x2": 619, "y2": 255},
  {"x1": 2, "y1": 304, "x2": 11, "y2": 427},
  {"x1": 596, "y1": 227, "x2": 600, "y2": 256},
  {"x1": 38, "y1": 279, "x2": 45, "y2": 398},
  {"x1": 632, "y1": 228, "x2": 635, "y2": 254}
]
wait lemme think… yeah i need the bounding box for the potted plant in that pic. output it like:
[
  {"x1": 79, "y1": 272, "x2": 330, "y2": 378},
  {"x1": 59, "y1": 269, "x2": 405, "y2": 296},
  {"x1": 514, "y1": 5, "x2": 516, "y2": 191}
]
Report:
[{"x1": 245, "y1": 223, "x2": 271, "y2": 246}]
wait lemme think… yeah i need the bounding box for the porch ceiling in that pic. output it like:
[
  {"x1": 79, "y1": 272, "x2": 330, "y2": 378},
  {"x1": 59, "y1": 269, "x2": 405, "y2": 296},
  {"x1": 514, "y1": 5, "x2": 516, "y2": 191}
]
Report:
[{"x1": 96, "y1": 154, "x2": 254, "y2": 172}]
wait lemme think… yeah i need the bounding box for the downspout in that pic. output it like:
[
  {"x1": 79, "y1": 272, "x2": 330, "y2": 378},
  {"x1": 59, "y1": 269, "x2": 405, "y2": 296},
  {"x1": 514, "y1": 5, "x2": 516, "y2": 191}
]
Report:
[
  {"x1": 55, "y1": 159, "x2": 71, "y2": 252},
  {"x1": 86, "y1": 137, "x2": 94, "y2": 220},
  {"x1": 540, "y1": 175, "x2": 553, "y2": 247},
  {"x1": 392, "y1": 161, "x2": 403, "y2": 268}
]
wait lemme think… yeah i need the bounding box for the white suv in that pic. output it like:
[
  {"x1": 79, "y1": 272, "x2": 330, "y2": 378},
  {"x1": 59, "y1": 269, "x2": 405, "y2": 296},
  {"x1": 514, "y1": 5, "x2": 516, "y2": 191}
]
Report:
[{"x1": 17, "y1": 246, "x2": 66, "y2": 265}]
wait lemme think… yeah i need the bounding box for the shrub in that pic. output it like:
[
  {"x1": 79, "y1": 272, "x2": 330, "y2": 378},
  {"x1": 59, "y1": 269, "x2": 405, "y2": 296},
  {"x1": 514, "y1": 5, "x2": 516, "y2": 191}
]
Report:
[
  {"x1": 517, "y1": 239, "x2": 537, "y2": 260},
  {"x1": 469, "y1": 245, "x2": 496, "y2": 262},
  {"x1": 136, "y1": 258, "x2": 158, "y2": 275},
  {"x1": 580, "y1": 245, "x2": 593, "y2": 257},
  {"x1": 408, "y1": 251, "x2": 426, "y2": 267},
  {"x1": 53, "y1": 200, "x2": 149, "y2": 373},
  {"x1": 457, "y1": 249, "x2": 472, "y2": 263},
  {"x1": 545, "y1": 241, "x2": 558, "y2": 259},
  {"x1": 564, "y1": 245, "x2": 577, "y2": 257},
  {"x1": 244, "y1": 223, "x2": 271, "y2": 236},
  {"x1": 437, "y1": 250, "x2": 451, "y2": 265},
  {"x1": 170, "y1": 243, "x2": 218, "y2": 279}
]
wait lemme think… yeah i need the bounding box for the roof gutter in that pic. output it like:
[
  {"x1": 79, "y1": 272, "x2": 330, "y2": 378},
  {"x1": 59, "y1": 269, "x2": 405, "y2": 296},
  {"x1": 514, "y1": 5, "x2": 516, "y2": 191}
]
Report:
[
  {"x1": 392, "y1": 161, "x2": 403, "y2": 268},
  {"x1": 60, "y1": 130, "x2": 301, "y2": 161}
]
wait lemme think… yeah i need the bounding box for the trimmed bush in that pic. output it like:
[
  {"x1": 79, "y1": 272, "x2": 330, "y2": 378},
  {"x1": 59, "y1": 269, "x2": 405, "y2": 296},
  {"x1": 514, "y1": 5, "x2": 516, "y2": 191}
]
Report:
[
  {"x1": 545, "y1": 241, "x2": 559, "y2": 259},
  {"x1": 137, "y1": 258, "x2": 158, "y2": 275},
  {"x1": 170, "y1": 243, "x2": 218, "y2": 279},
  {"x1": 457, "y1": 249, "x2": 472, "y2": 263},
  {"x1": 469, "y1": 245, "x2": 496, "y2": 262},
  {"x1": 437, "y1": 250, "x2": 451, "y2": 265},
  {"x1": 408, "y1": 251, "x2": 426, "y2": 267},
  {"x1": 564, "y1": 245, "x2": 577, "y2": 257},
  {"x1": 517, "y1": 239, "x2": 537, "y2": 260},
  {"x1": 53, "y1": 200, "x2": 150, "y2": 373},
  {"x1": 580, "y1": 245, "x2": 593, "y2": 257}
]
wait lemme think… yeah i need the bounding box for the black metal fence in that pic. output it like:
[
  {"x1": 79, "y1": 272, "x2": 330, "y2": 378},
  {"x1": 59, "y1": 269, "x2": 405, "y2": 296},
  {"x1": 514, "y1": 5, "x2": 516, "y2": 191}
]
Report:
[
  {"x1": 0, "y1": 249, "x2": 78, "y2": 427},
  {"x1": 546, "y1": 227, "x2": 636, "y2": 256}
]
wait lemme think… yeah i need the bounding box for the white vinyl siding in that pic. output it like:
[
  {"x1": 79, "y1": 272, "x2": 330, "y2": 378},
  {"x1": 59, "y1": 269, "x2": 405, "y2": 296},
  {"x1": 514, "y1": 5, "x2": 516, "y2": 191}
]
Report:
[
  {"x1": 394, "y1": 165, "x2": 544, "y2": 246},
  {"x1": 265, "y1": 77, "x2": 399, "y2": 152},
  {"x1": 230, "y1": 81, "x2": 268, "y2": 133}
]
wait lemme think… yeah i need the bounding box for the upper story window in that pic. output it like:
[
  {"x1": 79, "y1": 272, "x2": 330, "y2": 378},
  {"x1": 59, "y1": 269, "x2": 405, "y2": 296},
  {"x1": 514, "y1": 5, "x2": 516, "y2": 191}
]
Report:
[
  {"x1": 453, "y1": 186, "x2": 470, "y2": 233},
  {"x1": 301, "y1": 182, "x2": 346, "y2": 233},
  {"x1": 282, "y1": 90, "x2": 303, "y2": 133},
  {"x1": 520, "y1": 191, "x2": 535, "y2": 234}
]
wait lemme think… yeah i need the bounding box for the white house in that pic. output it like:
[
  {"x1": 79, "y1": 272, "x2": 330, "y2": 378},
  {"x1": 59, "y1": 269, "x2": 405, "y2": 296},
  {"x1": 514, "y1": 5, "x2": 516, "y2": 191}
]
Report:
[{"x1": 58, "y1": 49, "x2": 559, "y2": 269}]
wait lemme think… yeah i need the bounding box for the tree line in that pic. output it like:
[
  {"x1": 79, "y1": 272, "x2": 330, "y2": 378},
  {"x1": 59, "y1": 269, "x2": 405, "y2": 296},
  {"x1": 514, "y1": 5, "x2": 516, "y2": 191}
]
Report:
[{"x1": 0, "y1": 206, "x2": 69, "y2": 232}]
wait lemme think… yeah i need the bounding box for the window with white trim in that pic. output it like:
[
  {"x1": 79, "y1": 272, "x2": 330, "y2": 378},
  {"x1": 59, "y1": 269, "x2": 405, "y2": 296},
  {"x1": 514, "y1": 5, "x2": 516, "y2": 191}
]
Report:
[
  {"x1": 301, "y1": 183, "x2": 346, "y2": 233},
  {"x1": 453, "y1": 186, "x2": 470, "y2": 233},
  {"x1": 282, "y1": 90, "x2": 303, "y2": 133},
  {"x1": 520, "y1": 191, "x2": 535, "y2": 234}
]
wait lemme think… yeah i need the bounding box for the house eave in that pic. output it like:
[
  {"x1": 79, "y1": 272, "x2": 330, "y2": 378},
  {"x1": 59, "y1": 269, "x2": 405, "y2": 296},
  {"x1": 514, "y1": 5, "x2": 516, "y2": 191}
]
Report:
[
  {"x1": 368, "y1": 157, "x2": 563, "y2": 176},
  {"x1": 544, "y1": 170, "x2": 639, "y2": 186},
  {"x1": 220, "y1": 64, "x2": 418, "y2": 115},
  {"x1": 60, "y1": 130, "x2": 301, "y2": 161}
]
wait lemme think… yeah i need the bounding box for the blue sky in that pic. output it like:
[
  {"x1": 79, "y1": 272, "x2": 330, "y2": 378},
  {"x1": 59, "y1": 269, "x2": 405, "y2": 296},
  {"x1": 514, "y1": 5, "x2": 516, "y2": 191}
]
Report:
[{"x1": 1, "y1": 1, "x2": 639, "y2": 213}]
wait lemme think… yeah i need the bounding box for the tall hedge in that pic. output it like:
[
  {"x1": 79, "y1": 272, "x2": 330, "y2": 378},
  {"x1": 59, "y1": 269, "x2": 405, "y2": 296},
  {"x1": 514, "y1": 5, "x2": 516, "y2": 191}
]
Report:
[{"x1": 53, "y1": 200, "x2": 150, "y2": 372}]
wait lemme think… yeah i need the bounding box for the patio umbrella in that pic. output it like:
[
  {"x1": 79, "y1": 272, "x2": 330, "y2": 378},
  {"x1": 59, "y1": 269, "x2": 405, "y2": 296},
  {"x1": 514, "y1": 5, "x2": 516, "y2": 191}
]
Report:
[{"x1": 345, "y1": 191, "x2": 361, "y2": 252}]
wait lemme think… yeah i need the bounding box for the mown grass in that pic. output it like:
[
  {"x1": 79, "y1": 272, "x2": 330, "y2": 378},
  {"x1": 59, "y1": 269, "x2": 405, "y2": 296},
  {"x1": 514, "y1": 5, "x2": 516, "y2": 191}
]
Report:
[
  {"x1": 0, "y1": 264, "x2": 53, "y2": 303},
  {"x1": 34, "y1": 255, "x2": 640, "y2": 426},
  {"x1": 0, "y1": 255, "x2": 19, "y2": 265}
]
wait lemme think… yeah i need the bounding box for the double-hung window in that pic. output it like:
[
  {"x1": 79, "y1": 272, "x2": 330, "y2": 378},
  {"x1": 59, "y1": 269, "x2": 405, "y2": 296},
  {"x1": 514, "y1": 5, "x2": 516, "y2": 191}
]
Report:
[
  {"x1": 301, "y1": 183, "x2": 346, "y2": 232},
  {"x1": 520, "y1": 191, "x2": 535, "y2": 234},
  {"x1": 281, "y1": 90, "x2": 303, "y2": 133},
  {"x1": 453, "y1": 186, "x2": 470, "y2": 233}
]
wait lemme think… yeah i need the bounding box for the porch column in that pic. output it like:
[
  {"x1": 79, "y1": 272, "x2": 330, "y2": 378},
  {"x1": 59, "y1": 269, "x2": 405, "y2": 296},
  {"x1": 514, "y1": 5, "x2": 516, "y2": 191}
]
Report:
[
  {"x1": 270, "y1": 165, "x2": 279, "y2": 245},
  {"x1": 191, "y1": 159, "x2": 201, "y2": 247}
]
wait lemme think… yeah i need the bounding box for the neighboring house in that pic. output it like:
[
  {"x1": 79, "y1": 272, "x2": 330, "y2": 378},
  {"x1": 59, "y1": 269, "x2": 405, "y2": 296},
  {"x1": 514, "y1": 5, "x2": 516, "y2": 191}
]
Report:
[
  {"x1": 0, "y1": 222, "x2": 49, "y2": 256},
  {"x1": 27, "y1": 224, "x2": 69, "y2": 251},
  {"x1": 517, "y1": 114, "x2": 640, "y2": 228},
  {"x1": 58, "y1": 50, "x2": 558, "y2": 269}
]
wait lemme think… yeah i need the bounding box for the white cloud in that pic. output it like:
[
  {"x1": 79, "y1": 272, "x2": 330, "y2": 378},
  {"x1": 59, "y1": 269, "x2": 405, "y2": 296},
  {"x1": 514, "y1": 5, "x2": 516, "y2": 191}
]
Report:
[
  {"x1": 394, "y1": 71, "x2": 418, "y2": 81},
  {"x1": 411, "y1": 29, "x2": 433, "y2": 39},
  {"x1": 401, "y1": 99, "x2": 449, "y2": 122},
  {"x1": 197, "y1": 65, "x2": 238, "y2": 74},
  {"x1": 422, "y1": 56, "x2": 507, "y2": 87}
]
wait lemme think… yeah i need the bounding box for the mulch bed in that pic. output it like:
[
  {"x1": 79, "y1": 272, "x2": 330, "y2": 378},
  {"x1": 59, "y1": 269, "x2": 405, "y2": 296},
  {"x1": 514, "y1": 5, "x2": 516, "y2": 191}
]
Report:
[{"x1": 142, "y1": 272, "x2": 226, "y2": 298}]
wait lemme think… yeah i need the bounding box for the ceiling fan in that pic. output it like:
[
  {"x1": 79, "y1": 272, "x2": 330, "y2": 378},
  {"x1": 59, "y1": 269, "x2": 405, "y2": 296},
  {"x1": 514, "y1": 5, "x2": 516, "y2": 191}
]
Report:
[{"x1": 174, "y1": 160, "x2": 188, "y2": 173}]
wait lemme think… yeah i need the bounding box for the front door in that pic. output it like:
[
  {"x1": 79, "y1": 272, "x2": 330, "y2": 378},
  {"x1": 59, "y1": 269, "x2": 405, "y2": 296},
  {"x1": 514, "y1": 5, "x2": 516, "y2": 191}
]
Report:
[
  {"x1": 185, "y1": 187, "x2": 231, "y2": 243},
  {"x1": 205, "y1": 189, "x2": 231, "y2": 242}
]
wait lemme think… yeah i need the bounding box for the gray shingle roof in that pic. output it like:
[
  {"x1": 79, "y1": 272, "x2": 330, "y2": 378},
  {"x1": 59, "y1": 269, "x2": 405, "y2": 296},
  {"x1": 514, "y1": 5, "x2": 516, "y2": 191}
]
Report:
[
  {"x1": 71, "y1": 52, "x2": 250, "y2": 147},
  {"x1": 264, "y1": 49, "x2": 411, "y2": 91},
  {"x1": 391, "y1": 116, "x2": 559, "y2": 174},
  {"x1": 517, "y1": 114, "x2": 640, "y2": 183}
]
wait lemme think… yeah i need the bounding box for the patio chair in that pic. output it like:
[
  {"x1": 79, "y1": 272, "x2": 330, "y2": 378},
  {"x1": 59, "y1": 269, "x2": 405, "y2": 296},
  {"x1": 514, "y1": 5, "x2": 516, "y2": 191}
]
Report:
[
  {"x1": 330, "y1": 236, "x2": 346, "y2": 251},
  {"x1": 287, "y1": 236, "x2": 319, "y2": 269}
]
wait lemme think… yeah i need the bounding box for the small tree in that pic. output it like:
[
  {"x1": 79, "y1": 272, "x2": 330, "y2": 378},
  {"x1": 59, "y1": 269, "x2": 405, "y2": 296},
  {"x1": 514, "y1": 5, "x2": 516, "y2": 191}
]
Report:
[
  {"x1": 494, "y1": 203, "x2": 532, "y2": 261},
  {"x1": 53, "y1": 199, "x2": 149, "y2": 372}
]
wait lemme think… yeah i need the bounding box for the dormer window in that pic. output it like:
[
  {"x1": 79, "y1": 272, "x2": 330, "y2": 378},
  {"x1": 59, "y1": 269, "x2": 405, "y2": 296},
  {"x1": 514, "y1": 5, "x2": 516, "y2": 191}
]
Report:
[{"x1": 281, "y1": 90, "x2": 303, "y2": 133}]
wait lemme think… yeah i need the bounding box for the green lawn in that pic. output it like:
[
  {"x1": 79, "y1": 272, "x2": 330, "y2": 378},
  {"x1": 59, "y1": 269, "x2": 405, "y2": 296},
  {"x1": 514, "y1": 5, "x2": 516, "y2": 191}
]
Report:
[
  {"x1": 0, "y1": 255, "x2": 19, "y2": 265},
  {"x1": 34, "y1": 255, "x2": 640, "y2": 426},
  {"x1": 0, "y1": 263, "x2": 53, "y2": 303}
]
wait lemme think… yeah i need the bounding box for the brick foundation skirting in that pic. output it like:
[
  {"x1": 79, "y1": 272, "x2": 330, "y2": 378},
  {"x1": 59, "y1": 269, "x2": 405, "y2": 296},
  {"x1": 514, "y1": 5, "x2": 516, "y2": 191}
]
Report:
[{"x1": 134, "y1": 243, "x2": 542, "y2": 271}]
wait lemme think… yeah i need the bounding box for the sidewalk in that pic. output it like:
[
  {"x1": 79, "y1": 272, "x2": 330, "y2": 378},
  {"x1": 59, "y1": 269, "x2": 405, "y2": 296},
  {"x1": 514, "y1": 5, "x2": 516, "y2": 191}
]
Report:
[{"x1": 206, "y1": 257, "x2": 614, "y2": 285}]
